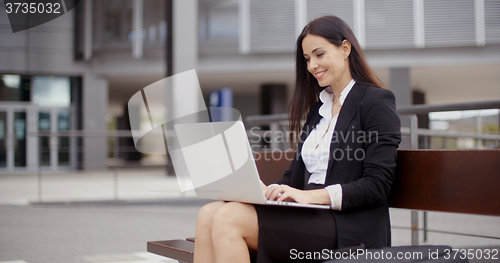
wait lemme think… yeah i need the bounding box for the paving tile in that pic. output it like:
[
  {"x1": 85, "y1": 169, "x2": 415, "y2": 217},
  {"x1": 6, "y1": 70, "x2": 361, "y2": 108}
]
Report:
[{"x1": 81, "y1": 255, "x2": 116, "y2": 263}]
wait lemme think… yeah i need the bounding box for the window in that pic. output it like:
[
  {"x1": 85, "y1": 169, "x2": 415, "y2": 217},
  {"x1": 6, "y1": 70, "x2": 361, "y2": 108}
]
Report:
[
  {"x1": 0, "y1": 74, "x2": 30, "y2": 102},
  {"x1": 32, "y1": 76, "x2": 71, "y2": 107},
  {"x1": 199, "y1": 0, "x2": 239, "y2": 54}
]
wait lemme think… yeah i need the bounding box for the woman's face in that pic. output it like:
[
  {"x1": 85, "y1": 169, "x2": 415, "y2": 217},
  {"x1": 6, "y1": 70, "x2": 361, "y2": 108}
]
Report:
[{"x1": 302, "y1": 34, "x2": 351, "y2": 90}]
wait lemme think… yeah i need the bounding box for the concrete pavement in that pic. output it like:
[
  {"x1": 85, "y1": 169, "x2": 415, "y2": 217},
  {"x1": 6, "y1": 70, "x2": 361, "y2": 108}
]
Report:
[
  {"x1": 0, "y1": 167, "x2": 499, "y2": 263},
  {"x1": 0, "y1": 167, "x2": 196, "y2": 205}
]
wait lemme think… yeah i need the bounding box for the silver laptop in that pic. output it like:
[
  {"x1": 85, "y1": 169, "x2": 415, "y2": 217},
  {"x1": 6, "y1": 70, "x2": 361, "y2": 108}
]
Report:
[{"x1": 174, "y1": 120, "x2": 330, "y2": 209}]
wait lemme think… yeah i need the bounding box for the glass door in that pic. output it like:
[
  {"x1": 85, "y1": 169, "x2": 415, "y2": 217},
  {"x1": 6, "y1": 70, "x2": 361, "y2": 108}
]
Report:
[
  {"x1": 0, "y1": 106, "x2": 28, "y2": 172},
  {"x1": 0, "y1": 105, "x2": 75, "y2": 172},
  {"x1": 36, "y1": 107, "x2": 75, "y2": 170},
  {"x1": 13, "y1": 110, "x2": 27, "y2": 168},
  {"x1": 38, "y1": 111, "x2": 51, "y2": 167},
  {"x1": 57, "y1": 110, "x2": 71, "y2": 167}
]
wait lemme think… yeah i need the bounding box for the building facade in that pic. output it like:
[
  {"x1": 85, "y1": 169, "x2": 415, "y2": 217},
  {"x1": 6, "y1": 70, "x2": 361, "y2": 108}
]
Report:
[{"x1": 1, "y1": 0, "x2": 499, "y2": 172}]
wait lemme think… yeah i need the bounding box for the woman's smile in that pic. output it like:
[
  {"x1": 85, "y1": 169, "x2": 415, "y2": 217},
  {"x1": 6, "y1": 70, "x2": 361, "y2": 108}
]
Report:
[{"x1": 314, "y1": 70, "x2": 326, "y2": 80}]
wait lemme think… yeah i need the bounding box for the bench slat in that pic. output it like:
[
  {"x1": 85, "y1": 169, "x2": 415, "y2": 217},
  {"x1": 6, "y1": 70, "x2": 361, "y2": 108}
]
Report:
[{"x1": 147, "y1": 240, "x2": 194, "y2": 262}]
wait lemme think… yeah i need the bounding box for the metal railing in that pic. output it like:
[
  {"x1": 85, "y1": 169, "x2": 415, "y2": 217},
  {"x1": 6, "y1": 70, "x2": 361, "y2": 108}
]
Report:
[
  {"x1": 245, "y1": 100, "x2": 500, "y2": 151},
  {"x1": 25, "y1": 100, "x2": 500, "y2": 244},
  {"x1": 245, "y1": 99, "x2": 500, "y2": 245},
  {"x1": 31, "y1": 130, "x2": 160, "y2": 202}
]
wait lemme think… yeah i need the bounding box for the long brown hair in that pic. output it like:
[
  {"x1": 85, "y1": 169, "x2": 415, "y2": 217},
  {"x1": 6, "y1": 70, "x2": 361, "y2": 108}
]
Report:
[{"x1": 289, "y1": 15, "x2": 385, "y2": 147}]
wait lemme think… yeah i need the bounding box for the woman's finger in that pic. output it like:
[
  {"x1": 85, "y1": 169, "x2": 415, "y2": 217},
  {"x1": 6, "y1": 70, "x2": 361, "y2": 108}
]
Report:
[
  {"x1": 277, "y1": 191, "x2": 289, "y2": 202},
  {"x1": 270, "y1": 187, "x2": 283, "y2": 200},
  {"x1": 277, "y1": 186, "x2": 301, "y2": 202},
  {"x1": 264, "y1": 185, "x2": 273, "y2": 199},
  {"x1": 265, "y1": 185, "x2": 281, "y2": 200}
]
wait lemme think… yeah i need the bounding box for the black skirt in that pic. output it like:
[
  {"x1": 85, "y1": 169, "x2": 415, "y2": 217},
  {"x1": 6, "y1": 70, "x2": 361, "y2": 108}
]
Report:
[{"x1": 252, "y1": 185, "x2": 338, "y2": 263}]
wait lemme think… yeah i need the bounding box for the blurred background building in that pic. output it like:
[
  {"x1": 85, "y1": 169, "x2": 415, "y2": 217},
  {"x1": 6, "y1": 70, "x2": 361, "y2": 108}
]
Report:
[{"x1": 0, "y1": 0, "x2": 499, "y2": 173}]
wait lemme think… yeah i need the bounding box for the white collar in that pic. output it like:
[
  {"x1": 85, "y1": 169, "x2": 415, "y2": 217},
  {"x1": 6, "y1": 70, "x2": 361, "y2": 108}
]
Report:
[{"x1": 318, "y1": 79, "x2": 356, "y2": 118}]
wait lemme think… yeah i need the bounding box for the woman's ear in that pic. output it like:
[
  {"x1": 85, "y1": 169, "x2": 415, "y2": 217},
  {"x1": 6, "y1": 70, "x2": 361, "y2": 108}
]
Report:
[{"x1": 341, "y1": 39, "x2": 352, "y2": 59}]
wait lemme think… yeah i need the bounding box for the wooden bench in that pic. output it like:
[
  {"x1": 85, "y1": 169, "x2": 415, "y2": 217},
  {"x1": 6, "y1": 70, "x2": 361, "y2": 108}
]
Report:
[{"x1": 147, "y1": 149, "x2": 500, "y2": 263}]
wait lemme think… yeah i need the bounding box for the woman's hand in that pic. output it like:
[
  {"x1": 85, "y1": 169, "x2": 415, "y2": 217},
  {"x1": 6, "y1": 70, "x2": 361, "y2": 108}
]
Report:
[
  {"x1": 265, "y1": 184, "x2": 332, "y2": 206},
  {"x1": 265, "y1": 184, "x2": 312, "y2": 204}
]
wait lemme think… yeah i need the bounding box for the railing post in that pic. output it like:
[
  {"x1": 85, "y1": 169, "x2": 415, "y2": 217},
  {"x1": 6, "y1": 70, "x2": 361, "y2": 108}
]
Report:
[
  {"x1": 477, "y1": 111, "x2": 483, "y2": 149},
  {"x1": 423, "y1": 210, "x2": 428, "y2": 242},
  {"x1": 37, "y1": 135, "x2": 42, "y2": 203},
  {"x1": 410, "y1": 114, "x2": 419, "y2": 245},
  {"x1": 410, "y1": 114, "x2": 418, "y2": 150},
  {"x1": 114, "y1": 135, "x2": 119, "y2": 200},
  {"x1": 411, "y1": 210, "x2": 419, "y2": 245}
]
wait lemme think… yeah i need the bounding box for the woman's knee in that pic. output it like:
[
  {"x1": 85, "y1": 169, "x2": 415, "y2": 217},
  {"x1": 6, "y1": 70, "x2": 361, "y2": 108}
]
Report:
[
  {"x1": 210, "y1": 202, "x2": 259, "y2": 250},
  {"x1": 211, "y1": 202, "x2": 256, "y2": 235},
  {"x1": 197, "y1": 201, "x2": 226, "y2": 227}
]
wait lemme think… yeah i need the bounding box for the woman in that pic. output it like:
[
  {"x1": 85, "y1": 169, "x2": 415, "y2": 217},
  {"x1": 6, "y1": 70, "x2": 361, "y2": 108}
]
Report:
[{"x1": 193, "y1": 15, "x2": 401, "y2": 263}]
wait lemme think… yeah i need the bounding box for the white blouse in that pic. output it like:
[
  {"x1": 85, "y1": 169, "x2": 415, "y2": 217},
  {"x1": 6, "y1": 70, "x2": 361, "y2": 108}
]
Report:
[{"x1": 301, "y1": 79, "x2": 355, "y2": 210}]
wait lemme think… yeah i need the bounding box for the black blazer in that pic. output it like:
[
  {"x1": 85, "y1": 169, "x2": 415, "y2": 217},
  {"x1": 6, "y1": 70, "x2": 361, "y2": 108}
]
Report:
[{"x1": 277, "y1": 83, "x2": 401, "y2": 248}]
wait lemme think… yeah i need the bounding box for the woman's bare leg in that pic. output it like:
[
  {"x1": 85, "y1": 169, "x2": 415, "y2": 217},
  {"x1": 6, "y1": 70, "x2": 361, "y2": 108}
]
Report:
[
  {"x1": 193, "y1": 201, "x2": 226, "y2": 263},
  {"x1": 211, "y1": 202, "x2": 259, "y2": 263}
]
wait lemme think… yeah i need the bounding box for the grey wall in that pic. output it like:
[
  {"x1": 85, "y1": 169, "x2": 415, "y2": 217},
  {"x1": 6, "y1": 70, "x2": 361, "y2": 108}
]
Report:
[
  {"x1": 82, "y1": 72, "x2": 108, "y2": 170},
  {"x1": 0, "y1": 3, "x2": 108, "y2": 170},
  {"x1": 390, "y1": 68, "x2": 411, "y2": 149}
]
